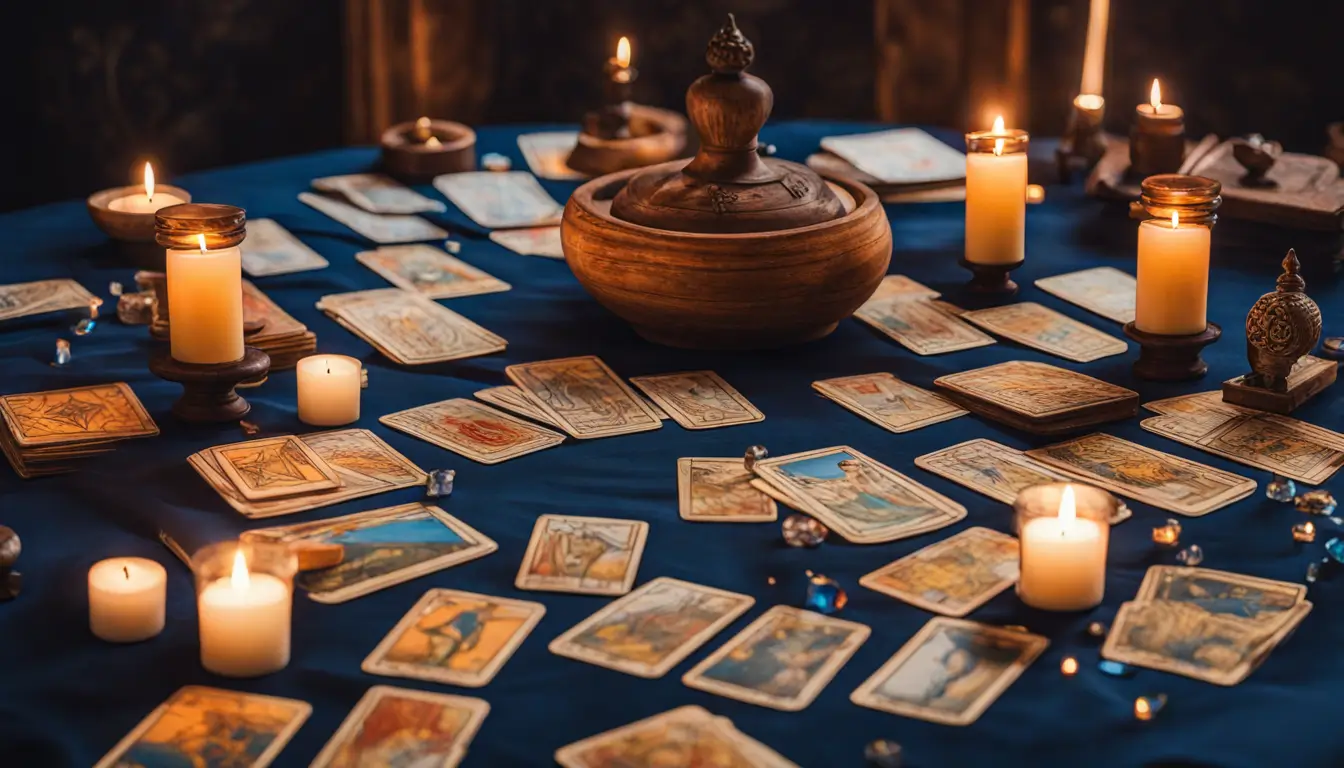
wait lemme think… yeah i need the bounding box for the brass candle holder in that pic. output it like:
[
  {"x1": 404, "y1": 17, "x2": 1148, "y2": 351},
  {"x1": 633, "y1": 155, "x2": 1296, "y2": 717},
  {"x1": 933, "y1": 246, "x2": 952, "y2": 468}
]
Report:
[
  {"x1": 1056, "y1": 94, "x2": 1107, "y2": 182},
  {"x1": 147, "y1": 204, "x2": 271, "y2": 422},
  {"x1": 1129, "y1": 79, "x2": 1185, "y2": 179},
  {"x1": 381, "y1": 117, "x2": 477, "y2": 181},
  {"x1": 86, "y1": 165, "x2": 192, "y2": 268}
]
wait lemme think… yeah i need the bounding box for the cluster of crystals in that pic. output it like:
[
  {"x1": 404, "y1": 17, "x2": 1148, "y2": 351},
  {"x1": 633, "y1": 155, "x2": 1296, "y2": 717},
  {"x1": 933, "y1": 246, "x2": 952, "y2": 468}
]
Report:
[
  {"x1": 1266, "y1": 475, "x2": 1296, "y2": 502},
  {"x1": 1134, "y1": 694, "x2": 1168, "y2": 721},
  {"x1": 863, "y1": 739, "x2": 902, "y2": 768},
  {"x1": 117, "y1": 292, "x2": 155, "y2": 325},
  {"x1": 1060, "y1": 657, "x2": 1079, "y2": 676},
  {"x1": 425, "y1": 469, "x2": 456, "y2": 498},
  {"x1": 1151, "y1": 518, "x2": 1181, "y2": 547},
  {"x1": 72, "y1": 300, "x2": 101, "y2": 336},
  {"x1": 444, "y1": 240, "x2": 462, "y2": 254},
  {"x1": 52, "y1": 339, "x2": 71, "y2": 367},
  {"x1": 1292, "y1": 521, "x2": 1317, "y2": 543},
  {"x1": 1175, "y1": 545, "x2": 1204, "y2": 566},
  {"x1": 782, "y1": 514, "x2": 827, "y2": 548},
  {"x1": 804, "y1": 574, "x2": 847, "y2": 615},
  {"x1": 360, "y1": 368, "x2": 370, "y2": 389},
  {"x1": 743, "y1": 444, "x2": 768, "y2": 471},
  {"x1": 481, "y1": 153, "x2": 512, "y2": 172},
  {"x1": 239, "y1": 420, "x2": 261, "y2": 436},
  {"x1": 1098, "y1": 659, "x2": 1134, "y2": 677},
  {"x1": 1295, "y1": 489, "x2": 1337, "y2": 516}
]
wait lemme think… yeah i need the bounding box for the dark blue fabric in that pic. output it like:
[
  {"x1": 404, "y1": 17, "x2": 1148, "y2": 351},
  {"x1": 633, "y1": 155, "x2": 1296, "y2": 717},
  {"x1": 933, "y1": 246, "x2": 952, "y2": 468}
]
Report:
[{"x1": 1, "y1": 121, "x2": 1341, "y2": 768}]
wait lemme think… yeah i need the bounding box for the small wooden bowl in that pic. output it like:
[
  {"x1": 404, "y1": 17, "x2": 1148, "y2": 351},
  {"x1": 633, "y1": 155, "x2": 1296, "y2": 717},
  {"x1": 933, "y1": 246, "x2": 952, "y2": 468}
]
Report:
[
  {"x1": 563, "y1": 167, "x2": 891, "y2": 349},
  {"x1": 566, "y1": 104, "x2": 690, "y2": 177},
  {"x1": 381, "y1": 119, "x2": 476, "y2": 181},
  {"x1": 87, "y1": 184, "x2": 193, "y2": 267}
]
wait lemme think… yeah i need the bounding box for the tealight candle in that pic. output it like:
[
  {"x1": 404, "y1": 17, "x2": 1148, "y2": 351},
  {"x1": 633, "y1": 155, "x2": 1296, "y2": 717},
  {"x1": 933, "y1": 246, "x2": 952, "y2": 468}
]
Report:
[
  {"x1": 107, "y1": 163, "x2": 187, "y2": 214},
  {"x1": 296, "y1": 354, "x2": 362, "y2": 426},
  {"x1": 1130, "y1": 79, "x2": 1186, "y2": 176},
  {"x1": 965, "y1": 116, "x2": 1030, "y2": 266},
  {"x1": 167, "y1": 233, "x2": 244, "y2": 364},
  {"x1": 194, "y1": 542, "x2": 295, "y2": 678},
  {"x1": 1016, "y1": 483, "x2": 1113, "y2": 612},
  {"x1": 88, "y1": 557, "x2": 167, "y2": 643}
]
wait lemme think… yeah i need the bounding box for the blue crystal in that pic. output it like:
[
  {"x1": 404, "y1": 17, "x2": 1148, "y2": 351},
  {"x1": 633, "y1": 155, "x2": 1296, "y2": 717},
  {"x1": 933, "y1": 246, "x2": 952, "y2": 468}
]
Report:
[
  {"x1": 1296, "y1": 490, "x2": 1337, "y2": 516},
  {"x1": 804, "y1": 575, "x2": 847, "y2": 615},
  {"x1": 72, "y1": 318, "x2": 96, "y2": 336},
  {"x1": 864, "y1": 739, "x2": 902, "y2": 768},
  {"x1": 1134, "y1": 694, "x2": 1168, "y2": 721},
  {"x1": 1266, "y1": 476, "x2": 1296, "y2": 502},
  {"x1": 1325, "y1": 537, "x2": 1344, "y2": 564},
  {"x1": 425, "y1": 469, "x2": 456, "y2": 498},
  {"x1": 1098, "y1": 659, "x2": 1135, "y2": 677},
  {"x1": 782, "y1": 514, "x2": 827, "y2": 547},
  {"x1": 1306, "y1": 561, "x2": 1322, "y2": 584}
]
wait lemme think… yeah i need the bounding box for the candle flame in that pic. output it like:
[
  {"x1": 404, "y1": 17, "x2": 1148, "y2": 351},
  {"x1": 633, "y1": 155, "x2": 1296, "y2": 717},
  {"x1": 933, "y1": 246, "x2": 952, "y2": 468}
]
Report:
[
  {"x1": 144, "y1": 162, "x2": 156, "y2": 203},
  {"x1": 1058, "y1": 484, "x2": 1077, "y2": 525},
  {"x1": 992, "y1": 115, "x2": 1006, "y2": 156},
  {"x1": 1150, "y1": 79, "x2": 1162, "y2": 112},
  {"x1": 1172, "y1": 211, "x2": 1179, "y2": 229},
  {"x1": 197, "y1": 233, "x2": 208, "y2": 253},
  {"x1": 425, "y1": 135, "x2": 442, "y2": 149},
  {"x1": 231, "y1": 549, "x2": 250, "y2": 590},
  {"x1": 616, "y1": 36, "x2": 631, "y2": 67}
]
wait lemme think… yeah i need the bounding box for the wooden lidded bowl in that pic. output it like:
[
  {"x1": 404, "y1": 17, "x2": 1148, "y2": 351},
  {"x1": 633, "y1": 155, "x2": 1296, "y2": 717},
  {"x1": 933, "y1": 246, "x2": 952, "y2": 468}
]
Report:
[{"x1": 381, "y1": 118, "x2": 476, "y2": 181}]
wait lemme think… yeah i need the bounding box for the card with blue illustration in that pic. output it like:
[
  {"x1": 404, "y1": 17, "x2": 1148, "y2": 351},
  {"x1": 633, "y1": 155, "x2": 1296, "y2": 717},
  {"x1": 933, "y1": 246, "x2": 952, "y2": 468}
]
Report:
[
  {"x1": 681, "y1": 605, "x2": 870, "y2": 711},
  {"x1": 850, "y1": 617, "x2": 1047, "y2": 725},
  {"x1": 1136, "y1": 566, "x2": 1306, "y2": 620},
  {"x1": 241, "y1": 502, "x2": 497, "y2": 603}
]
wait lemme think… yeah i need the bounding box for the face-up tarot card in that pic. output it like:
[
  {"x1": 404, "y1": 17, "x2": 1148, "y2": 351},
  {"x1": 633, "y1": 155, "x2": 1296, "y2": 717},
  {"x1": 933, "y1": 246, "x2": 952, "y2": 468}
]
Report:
[
  {"x1": 813, "y1": 373, "x2": 966, "y2": 433},
  {"x1": 0, "y1": 382, "x2": 157, "y2": 447},
  {"x1": 515, "y1": 514, "x2": 649, "y2": 596},
  {"x1": 1034, "y1": 267, "x2": 1136, "y2": 324},
  {"x1": 506, "y1": 356, "x2": 663, "y2": 439},
  {"x1": 489, "y1": 226, "x2": 565, "y2": 259},
  {"x1": 678, "y1": 457, "x2": 778, "y2": 522},
  {"x1": 959, "y1": 302, "x2": 1127, "y2": 363},
  {"x1": 299, "y1": 191, "x2": 448, "y2": 244},
  {"x1": 473, "y1": 385, "x2": 562, "y2": 428},
  {"x1": 312, "y1": 172, "x2": 447, "y2": 215},
  {"x1": 820, "y1": 128, "x2": 966, "y2": 184},
  {"x1": 629, "y1": 370, "x2": 764, "y2": 430},
  {"x1": 209, "y1": 435, "x2": 344, "y2": 501},
  {"x1": 433, "y1": 171, "x2": 563, "y2": 229},
  {"x1": 239, "y1": 218, "x2": 329, "y2": 277},
  {"x1": 309, "y1": 686, "x2": 488, "y2": 768},
  {"x1": 860, "y1": 527, "x2": 1020, "y2": 616},
  {"x1": 518, "y1": 131, "x2": 587, "y2": 181},
  {"x1": 380, "y1": 398, "x2": 565, "y2": 464},
  {"x1": 854, "y1": 297, "x2": 996, "y2": 355},
  {"x1": 554, "y1": 706, "x2": 799, "y2": 768},
  {"x1": 355, "y1": 244, "x2": 510, "y2": 299},
  {"x1": 318, "y1": 288, "x2": 506, "y2": 365},
  {"x1": 0, "y1": 278, "x2": 99, "y2": 322}
]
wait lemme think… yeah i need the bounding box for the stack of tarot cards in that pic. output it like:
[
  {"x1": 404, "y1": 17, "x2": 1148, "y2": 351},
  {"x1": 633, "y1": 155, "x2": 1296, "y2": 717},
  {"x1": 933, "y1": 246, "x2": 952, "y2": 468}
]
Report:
[
  {"x1": 807, "y1": 127, "x2": 967, "y2": 202},
  {"x1": 189, "y1": 428, "x2": 424, "y2": 519},
  {"x1": 555, "y1": 706, "x2": 799, "y2": 767},
  {"x1": 241, "y1": 281, "x2": 317, "y2": 370},
  {"x1": 316, "y1": 288, "x2": 506, "y2": 366},
  {"x1": 0, "y1": 278, "x2": 100, "y2": 324},
  {"x1": 935, "y1": 360, "x2": 1139, "y2": 435},
  {"x1": 0, "y1": 383, "x2": 158, "y2": 478},
  {"x1": 1103, "y1": 566, "x2": 1312, "y2": 685}
]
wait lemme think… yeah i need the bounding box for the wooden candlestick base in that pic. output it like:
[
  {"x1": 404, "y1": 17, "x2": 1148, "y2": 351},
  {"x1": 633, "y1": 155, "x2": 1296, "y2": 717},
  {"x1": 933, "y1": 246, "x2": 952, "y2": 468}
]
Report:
[
  {"x1": 1222, "y1": 355, "x2": 1337, "y2": 414},
  {"x1": 1123, "y1": 322, "x2": 1221, "y2": 381},
  {"x1": 150, "y1": 348, "x2": 271, "y2": 422},
  {"x1": 959, "y1": 259, "x2": 1022, "y2": 297}
]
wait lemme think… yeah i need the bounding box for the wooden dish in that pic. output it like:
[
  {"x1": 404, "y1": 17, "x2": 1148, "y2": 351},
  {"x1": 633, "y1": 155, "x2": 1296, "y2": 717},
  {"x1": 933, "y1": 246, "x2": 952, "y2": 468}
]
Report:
[
  {"x1": 87, "y1": 184, "x2": 193, "y2": 267},
  {"x1": 565, "y1": 104, "x2": 689, "y2": 177},
  {"x1": 381, "y1": 119, "x2": 476, "y2": 181},
  {"x1": 563, "y1": 168, "x2": 891, "y2": 349}
]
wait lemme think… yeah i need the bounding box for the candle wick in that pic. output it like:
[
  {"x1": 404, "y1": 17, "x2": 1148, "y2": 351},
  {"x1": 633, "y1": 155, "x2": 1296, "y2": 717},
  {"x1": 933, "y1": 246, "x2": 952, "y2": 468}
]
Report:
[{"x1": 123, "y1": 565, "x2": 130, "y2": 580}]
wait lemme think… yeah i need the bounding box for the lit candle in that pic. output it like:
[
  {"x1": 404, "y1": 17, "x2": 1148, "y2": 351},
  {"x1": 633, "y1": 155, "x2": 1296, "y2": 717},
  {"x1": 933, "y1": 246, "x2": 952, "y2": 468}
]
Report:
[
  {"x1": 167, "y1": 233, "x2": 244, "y2": 364},
  {"x1": 1136, "y1": 79, "x2": 1183, "y2": 125},
  {"x1": 1018, "y1": 485, "x2": 1109, "y2": 611},
  {"x1": 88, "y1": 557, "x2": 167, "y2": 643},
  {"x1": 107, "y1": 163, "x2": 188, "y2": 214},
  {"x1": 1078, "y1": 0, "x2": 1110, "y2": 97},
  {"x1": 296, "y1": 354, "x2": 362, "y2": 426},
  {"x1": 198, "y1": 549, "x2": 291, "y2": 677},
  {"x1": 965, "y1": 116, "x2": 1029, "y2": 265},
  {"x1": 611, "y1": 36, "x2": 634, "y2": 85},
  {"x1": 1131, "y1": 79, "x2": 1186, "y2": 176},
  {"x1": 1135, "y1": 210, "x2": 1210, "y2": 335}
]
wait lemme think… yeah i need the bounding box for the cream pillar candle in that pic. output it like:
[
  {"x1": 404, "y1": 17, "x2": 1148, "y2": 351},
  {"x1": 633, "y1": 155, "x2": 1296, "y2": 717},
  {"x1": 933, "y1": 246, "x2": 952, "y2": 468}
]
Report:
[
  {"x1": 965, "y1": 117, "x2": 1029, "y2": 266},
  {"x1": 297, "y1": 354, "x2": 362, "y2": 426},
  {"x1": 167, "y1": 234, "x2": 244, "y2": 364},
  {"x1": 1017, "y1": 485, "x2": 1110, "y2": 612},
  {"x1": 88, "y1": 557, "x2": 167, "y2": 643},
  {"x1": 198, "y1": 549, "x2": 292, "y2": 677},
  {"x1": 1135, "y1": 212, "x2": 1211, "y2": 335},
  {"x1": 108, "y1": 163, "x2": 187, "y2": 214}
]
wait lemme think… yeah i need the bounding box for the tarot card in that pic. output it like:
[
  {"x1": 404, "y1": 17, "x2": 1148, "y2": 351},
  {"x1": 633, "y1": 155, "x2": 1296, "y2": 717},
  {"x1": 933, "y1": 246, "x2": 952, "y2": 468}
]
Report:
[
  {"x1": 1103, "y1": 598, "x2": 1312, "y2": 685},
  {"x1": 474, "y1": 385, "x2": 562, "y2": 427},
  {"x1": 555, "y1": 706, "x2": 799, "y2": 768},
  {"x1": 518, "y1": 130, "x2": 587, "y2": 181},
  {"x1": 854, "y1": 297, "x2": 996, "y2": 355},
  {"x1": 960, "y1": 302, "x2": 1127, "y2": 362},
  {"x1": 1141, "y1": 410, "x2": 1344, "y2": 485},
  {"x1": 209, "y1": 435, "x2": 344, "y2": 501},
  {"x1": 915, "y1": 439, "x2": 1075, "y2": 505},
  {"x1": 935, "y1": 361, "x2": 1138, "y2": 420},
  {"x1": 433, "y1": 171, "x2": 563, "y2": 229},
  {"x1": 93, "y1": 686, "x2": 310, "y2": 768},
  {"x1": 362, "y1": 588, "x2": 546, "y2": 687},
  {"x1": 506, "y1": 356, "x2": 662, "y2": 439},
  {"x1": 299, "y1": 191, "x2": 448, "y2": 244},
  {"x1": 682, "y1": 605, "x2": 870, "y2": 711},
  {"x1": 629, "y1": 370, "x2": 764, "y2": 430},
  {"x1": 489, "y1": 226, "x2": 565, "y2": 259},
  {"x1": 820, "y1": 128, "x2": 966, "y2": 184},
  {"x1": 1034, "y1": 266, "x2": 1136, "y2": 324},
  {"x1": 0, "y1": 278, "x2": 99, "y2": 322},
  {"x1": 549, "y1": 577, "x2": 756, "y2": 678},
  {"x1": 318, "y1": 288, "x2": 506, "y2": 365},
  {"x1": 0, "y1": 382, "x2": 157, "y2": 447},
  {"x1": 189, "y1": 428, "x2": 425, "y2": 519},
  {"x1": 749, "y1": 478, "x2": 808, "y2": 510},
  {"x1": 678, "y1": 458, "x2": 778, "y2": 522},
  {"x1": 751, "y1": 446, "x2": 966, "y2": 543},
  {"x1": 860, "y1": 527, "x2": 1019, "y2": 617},
  {"x1": 380, "y1": 398, "x2": 565, "y2": 464},
  {"x1": 868, "y1": 274, "x2": 940, "y2": 302},
  {"x1": 355, "y1": 244, "x2": 511, "y2": 299},
  {"x1": 1136, "y1": 566, "x2": 1306, "y2": 619},
  {"x1": 813, "y1": 373, "x2": 966, "y2": 433},
  {"x1": 515, "y1": 514, "x2": 649, "y2": 596},
  {"x1": 311, "y1": 686, "x2": 488, "y2": 768},
  {"x1": 312, "y1": 172, "x2": 447, "y2": 214},
  {"x1": 928, "y1": 300, "x2": 969, "y2": 316},
  {"x1": 238, "y1": 217, "x2": 329, "y2": 277},
  {"x1": 240, "y1": 502, "x2": 497, "y2": 603},
  {"x1": 850, "y1": 618, "x2": 1048, "y2": 725},
  {"x1": 1144, "y1": 390, "x2": 1249, "y2": 417},
  {"x1": 1026, "y1": 433, "x2": 1257, "y2": 516}
]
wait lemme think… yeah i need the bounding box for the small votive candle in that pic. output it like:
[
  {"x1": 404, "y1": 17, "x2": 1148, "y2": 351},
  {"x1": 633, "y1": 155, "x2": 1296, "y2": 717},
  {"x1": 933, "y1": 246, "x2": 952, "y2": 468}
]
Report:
[
  {"x1": 1015, "y1": 483, "x2": 1115, "y2": 612},
  {"x1": 964, "y1": 117, "x2": 1030, "y2": 266},
  {"x1": 193, "y1": 541, "x2": 296, "y2": 678},
  {"x1": 89, "y1": 557, "x2": 167, "y2": 643},
  {"x1": 296, "y1": 354, "x2": 362, "y2": 426},
  {"x1": 108, "y1": 163, "x2": 188, "y2": 214},
  {"x1": 1061, "y1": 656, "x2": 1079, "y2": 676}
]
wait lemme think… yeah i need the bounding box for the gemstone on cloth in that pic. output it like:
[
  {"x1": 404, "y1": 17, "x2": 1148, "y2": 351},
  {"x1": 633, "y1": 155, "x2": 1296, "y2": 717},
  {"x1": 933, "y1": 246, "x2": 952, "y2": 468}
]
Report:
[
  {"x1": 863, "y1": 739, "x2": 902, "y2": 768},
  {"x1": 1098, "y1": 659, "x2": 1135, "y2": 677},
  {"x1": 1086, "y1": 621, "x2": 1108, "y2": 639},
  {"x1": 444, "y1": 240, "x2": 462, "y2": 254},
  {"x1": 239, "y1": 420, "x2": 261, "y2": 436},
  {"x1": 425, "y1": 469, "x2": 456, "y2": 498},
  {"x1": 743, "y1": 444, "x2": 768, "y2": 471},
  {"x1": 52, "y1": 339, "x2": 71, "y2": 366},
  {"x1": 72, "y1": 318, "x2": 96, "y2": 336},
  {"x1": 109, "y1": 281, "x2": 124, "y2": 297},
  {"x1": 782, "y1": 514, "x2": 827, "y2": 548},
  {"x1": 1295, "y1": 489, "x2": 1337, "y2": 516},
  {"x1": 804, "y1": 574, "x2": 847, "y2": 615},
  {"x1": 1306, "y1": 561, "x2": 1322, "y2": 583},
  {"x1": 1151, "y1": 518, "x2": 1181, "y2": 546},
  {"x1": 1292, "y1": 521, "x2": 1317, "y2": 543},
  {"x1": 481, "y1": 153, "x2": 512, "y2": 172},
  {"x1": 1325, "y1": 537, "x2": 1344, "y2": 564},
  {"x1": 1175, "y1": 545, "x2": 1204, "y2": 566},
  {"x1": 1134, "y1": 694, "x2": 1168, "y2": 721},
  {"x1": 1266, "y1": 476, "x2": 1296, "y2": 502}
]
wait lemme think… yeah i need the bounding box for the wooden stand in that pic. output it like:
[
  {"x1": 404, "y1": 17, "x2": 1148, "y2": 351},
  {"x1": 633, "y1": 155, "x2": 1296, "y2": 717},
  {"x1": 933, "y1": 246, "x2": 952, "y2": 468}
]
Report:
[
  {"x1": 959, "y1": 259, "x2": 1022, "y2": 297},
  {"x1": 86, "y1": 185, "x2": 193, "y2": 269},
  {"x1": 150, "y1": 348, "x2": 271, "y2": 423},
  {"x1": 1123, "y1": 322, "x2": 1221, "y2": 381},
  {"x1": 1223, "y1": 355, "x2": 1337, "y2": 414},
  {"x1": 381, "y1": 119, "x2": 476, "y2": 181}
]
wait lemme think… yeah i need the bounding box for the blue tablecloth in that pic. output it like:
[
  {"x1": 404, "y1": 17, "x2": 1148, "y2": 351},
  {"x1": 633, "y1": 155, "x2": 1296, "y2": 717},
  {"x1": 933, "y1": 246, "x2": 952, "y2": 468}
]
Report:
[{"x1": 1, "y1": 121, "x2": 1341, "y2": 768}]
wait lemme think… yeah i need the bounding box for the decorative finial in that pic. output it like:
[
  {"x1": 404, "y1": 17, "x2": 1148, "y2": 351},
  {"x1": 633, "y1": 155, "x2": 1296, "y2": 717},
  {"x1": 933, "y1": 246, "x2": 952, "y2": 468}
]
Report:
[
  {"x1": 1277, "y1": 249, "x2": 1306, "y2": 293},
  {"x1": 706, "y1": 13, "x2": 753, "y2": 74}
]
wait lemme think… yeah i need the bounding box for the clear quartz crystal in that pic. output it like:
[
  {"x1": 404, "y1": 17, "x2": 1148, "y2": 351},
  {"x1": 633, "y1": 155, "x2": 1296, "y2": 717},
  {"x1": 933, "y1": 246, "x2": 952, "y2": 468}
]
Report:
[
  {"x1": 109, "y1": 281, "x2": 124, "y2": 297},
  {"x1": 782, "y1": 514, "x2": 827, "y2": 547},
  {"x1": 1306, "y1": 561, "x2": 1322, "y2": 583},
  {"x1": 426, "y1": 469, "x2": 456, "y2": 498},
  {"x1": 864, "y1": 739, "x2": 902, "y2": 768},
  {"x1": 481, "y1": 153, "x2": 512, "y2": 172},
  {"x1": 1266, "y1": 476, "x2": 1297, "y2": 502},
  {"x1": 444, "y1": 240, "x2": 462, "y2": 254},
  {"x1": 743, "y1": 444, "x2": 768, "y2": 471},
  {"x1": 1176, "y1": 544, "x2": 1204, "y2": 566},
  {"x1": 52, "y1": 339, "x2": 71, "y2": 366}
]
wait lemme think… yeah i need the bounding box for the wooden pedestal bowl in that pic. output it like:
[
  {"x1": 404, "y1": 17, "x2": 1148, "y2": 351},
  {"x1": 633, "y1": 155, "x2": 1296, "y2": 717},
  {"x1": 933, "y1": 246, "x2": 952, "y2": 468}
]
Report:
[
  {"x1": 565, "y1": 105, "x2": 690, "y2": 177},
  {"x1": 563, "y1": 168, "x2": 891, "y2": 349}
]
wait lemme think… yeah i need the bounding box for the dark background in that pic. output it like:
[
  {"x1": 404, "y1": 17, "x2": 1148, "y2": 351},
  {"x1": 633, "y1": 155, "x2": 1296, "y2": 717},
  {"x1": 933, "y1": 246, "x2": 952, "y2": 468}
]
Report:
[{"x1": 2, "y1": 0, "x2": 1340, "y2": 212}]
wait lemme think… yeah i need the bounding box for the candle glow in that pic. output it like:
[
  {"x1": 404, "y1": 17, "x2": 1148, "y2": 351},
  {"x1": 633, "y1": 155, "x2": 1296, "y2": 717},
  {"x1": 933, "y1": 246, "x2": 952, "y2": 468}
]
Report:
[
  {"x1": 992, "y1": 115, "x2": 1006, "y2": 156},
  {"x1": 1016, "y1": 484, "x2": 1110, "y2": 611},
  {"x1": 616, "y1": 36, "x2": 631, "y2": 68},
  {"x1": 231, "y1": 549, "x2": 249, "y2": 591},
  {"x1": 1150, "y1": 79, "x2": 1162, "y2": 113},
  {"x1": 144, "y1": 162, "x2": 155, "y2": 203}
]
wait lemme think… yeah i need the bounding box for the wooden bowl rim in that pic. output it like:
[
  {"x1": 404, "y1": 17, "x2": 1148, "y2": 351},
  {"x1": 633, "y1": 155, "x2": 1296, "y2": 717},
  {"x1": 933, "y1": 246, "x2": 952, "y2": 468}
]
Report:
[
  {"x1": 381, "y1": 119, "x2": 476, "y2": 154},
  {"x1": 87, "y1": 184, "x2": 193, "y2": 212},
  {"x1": 568, "y1": 166, "x2": 882, "y2": 241}
]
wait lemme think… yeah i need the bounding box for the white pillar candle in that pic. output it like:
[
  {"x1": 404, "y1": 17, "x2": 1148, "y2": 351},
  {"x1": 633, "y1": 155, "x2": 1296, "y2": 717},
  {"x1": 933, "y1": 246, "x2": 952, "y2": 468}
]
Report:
[
  {"x1": 88, "y1": 557, "x2": 167, "y2": 643},
  {"x1": 198, "y1": 549, "x2": 291, "y2": 677},
  {"x1": 965, "y1": 117, "x2": 1028, "y2": 265},
  {"x1": 1018, "y1": 485, "x2": 1108, "y2": 611},
  {"x1": 167, "y1": 234, "x2": 244, "y2": 364},
  {"x1": 296, "y1": 354, "x2": 362, "y2": 426},
  {"x1": 107, "y1": 163, "x2": 187, "y2": 214},
  {"x1": 1135, "y1": 212, "x2": 1210, "y2": 335}
]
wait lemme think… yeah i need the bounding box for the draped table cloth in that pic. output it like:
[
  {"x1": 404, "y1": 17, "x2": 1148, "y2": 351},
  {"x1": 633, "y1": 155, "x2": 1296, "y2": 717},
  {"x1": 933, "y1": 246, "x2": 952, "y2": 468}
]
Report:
[{"x1": 0, "y1": 122, "x2": 1340, "y2": 767}]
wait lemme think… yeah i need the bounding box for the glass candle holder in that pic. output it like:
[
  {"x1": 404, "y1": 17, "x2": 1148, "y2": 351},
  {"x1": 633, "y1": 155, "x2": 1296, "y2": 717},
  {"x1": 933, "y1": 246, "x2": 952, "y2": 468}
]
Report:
[
  {"x1": 192, "y1": 540, "x2": 296, "y2": 678},
  {"x1": 1014, "y1": 483, "x2": 1115, "y2": 611},
  {"x1": 156, "y1": 203, "x2": 247, "y2": 365},
  {"x1": 1134, "y1": 175, "x2": 1222, "y2": 336},
  {"x1": 964, "y1": 126, "x2": 1029, "y2": 267}
]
